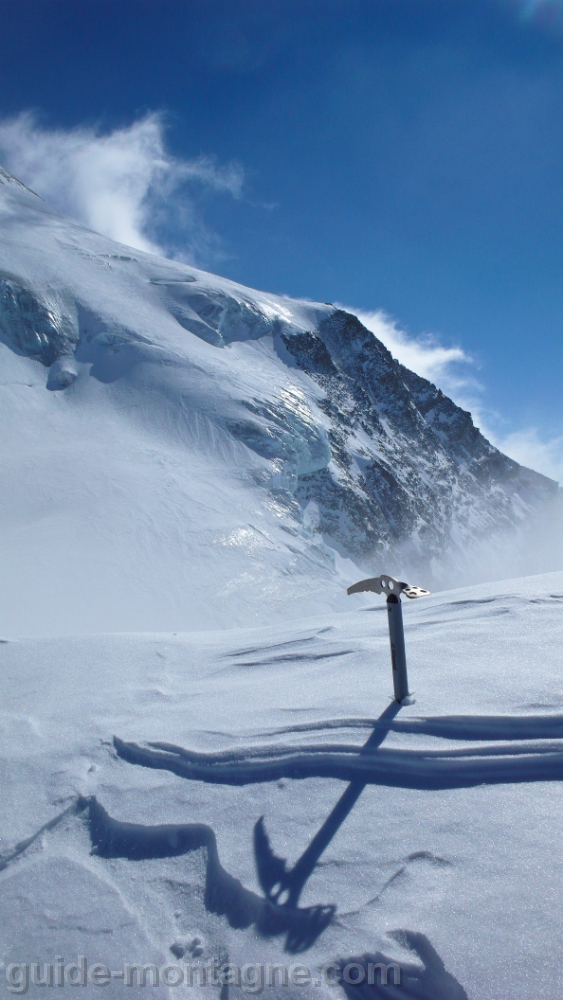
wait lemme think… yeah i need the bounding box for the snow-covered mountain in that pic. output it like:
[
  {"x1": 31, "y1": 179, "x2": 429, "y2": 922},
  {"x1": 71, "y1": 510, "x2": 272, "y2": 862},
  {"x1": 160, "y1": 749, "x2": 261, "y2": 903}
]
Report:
[{"x1": 0, "y1": 165, "x2": 558, "y2": 636}]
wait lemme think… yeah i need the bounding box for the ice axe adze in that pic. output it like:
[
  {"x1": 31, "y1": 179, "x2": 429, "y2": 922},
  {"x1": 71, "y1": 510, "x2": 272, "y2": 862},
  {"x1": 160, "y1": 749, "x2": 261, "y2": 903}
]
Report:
[{"x1": 253, "y1": 575, "x2": 429, "y2": 910}]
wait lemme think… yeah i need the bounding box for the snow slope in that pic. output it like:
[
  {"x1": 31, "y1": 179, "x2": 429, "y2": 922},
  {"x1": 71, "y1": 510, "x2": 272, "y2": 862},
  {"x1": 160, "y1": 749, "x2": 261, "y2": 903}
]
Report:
[
  {"x1": 1, "y1": 571, "x2": 562, "y2": 999},
  {"x1": 0, "y1": 165, "x2": 559, "y2": 637}
]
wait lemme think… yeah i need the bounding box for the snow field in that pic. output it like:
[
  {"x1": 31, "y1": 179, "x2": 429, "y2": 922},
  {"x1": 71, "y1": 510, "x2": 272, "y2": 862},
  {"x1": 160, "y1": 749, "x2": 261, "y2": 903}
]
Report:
[{"x1": 1, "y1": 572, "x2": 561, "y2": 999}]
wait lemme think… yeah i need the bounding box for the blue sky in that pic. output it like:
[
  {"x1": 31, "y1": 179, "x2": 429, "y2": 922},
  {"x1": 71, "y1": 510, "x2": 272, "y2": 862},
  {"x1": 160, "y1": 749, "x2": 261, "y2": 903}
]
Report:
[{"x1": 0, "y1": 0, "x2": 562, "y2": 478}]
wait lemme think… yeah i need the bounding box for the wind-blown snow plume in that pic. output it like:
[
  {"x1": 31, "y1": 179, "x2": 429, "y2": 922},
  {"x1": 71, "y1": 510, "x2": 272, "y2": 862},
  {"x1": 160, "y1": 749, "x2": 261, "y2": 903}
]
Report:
[{"x1": 0, "y1": 112, "x2": 243, "y2": 260}]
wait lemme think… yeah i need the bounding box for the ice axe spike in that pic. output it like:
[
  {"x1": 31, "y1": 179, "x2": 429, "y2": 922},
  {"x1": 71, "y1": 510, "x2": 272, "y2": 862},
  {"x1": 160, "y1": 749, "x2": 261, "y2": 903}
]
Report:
[{"x1": 347, "y1": 574, "x2": 430, "y2": 702}]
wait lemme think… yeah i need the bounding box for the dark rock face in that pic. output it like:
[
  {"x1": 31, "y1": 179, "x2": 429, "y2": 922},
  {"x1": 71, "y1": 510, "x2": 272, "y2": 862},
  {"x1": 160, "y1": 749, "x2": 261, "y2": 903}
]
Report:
[{"x1": 281, "y1": 311, "x2": 557, "y2": 573}]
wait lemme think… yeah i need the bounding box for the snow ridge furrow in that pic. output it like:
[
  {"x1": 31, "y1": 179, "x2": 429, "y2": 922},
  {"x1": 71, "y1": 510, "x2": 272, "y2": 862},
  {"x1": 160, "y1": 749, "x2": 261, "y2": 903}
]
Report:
[
  {"x1": 263, "y1": 713, "x2": 563, "y2": 740},
  {"x1": 114, "y1": 736, "x2": 563, "y2": 789}
]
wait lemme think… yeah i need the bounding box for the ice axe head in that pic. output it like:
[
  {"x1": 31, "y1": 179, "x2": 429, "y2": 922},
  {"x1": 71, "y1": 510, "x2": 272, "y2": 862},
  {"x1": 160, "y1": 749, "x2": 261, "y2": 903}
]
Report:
[{"x1": 347, "y1": 574, "x2": 430, "y2": 600}]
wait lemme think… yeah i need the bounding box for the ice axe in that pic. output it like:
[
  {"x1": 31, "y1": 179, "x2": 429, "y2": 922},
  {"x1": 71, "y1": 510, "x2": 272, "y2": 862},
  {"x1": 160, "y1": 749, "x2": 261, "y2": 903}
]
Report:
[
  {"x1": 347, "y1": 574, "x2": 430, "y2": 702},
  {"x1": 253, "y1": 575, "x2": 429, "y2": 912}
]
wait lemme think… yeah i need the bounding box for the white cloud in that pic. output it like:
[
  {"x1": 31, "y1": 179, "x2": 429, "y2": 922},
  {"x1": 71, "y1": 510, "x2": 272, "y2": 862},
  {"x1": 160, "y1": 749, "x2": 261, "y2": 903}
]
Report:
[
  {"x1": 0, "y1": 111, "x2": 243, "y2": 260},
  {"x1": 346, "y1": 306, "x2": 563, "y2": 484}
]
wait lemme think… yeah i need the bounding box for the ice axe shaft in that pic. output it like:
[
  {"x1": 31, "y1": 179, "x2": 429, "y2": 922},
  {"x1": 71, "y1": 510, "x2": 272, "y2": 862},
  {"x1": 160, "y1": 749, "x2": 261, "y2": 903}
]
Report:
[{"x1": 387, "y1": 594, "x2": 409, "y2": 702}]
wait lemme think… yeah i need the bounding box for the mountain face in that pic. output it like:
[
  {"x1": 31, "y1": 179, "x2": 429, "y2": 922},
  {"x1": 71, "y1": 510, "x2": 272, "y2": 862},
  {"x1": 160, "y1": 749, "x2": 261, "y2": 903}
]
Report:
[
  {"x1": 283, "y1": 313, "x2": 556, "y2": 569},
  {"x1": 0, "y1": 166, "x2": 558, "y2": 635}
]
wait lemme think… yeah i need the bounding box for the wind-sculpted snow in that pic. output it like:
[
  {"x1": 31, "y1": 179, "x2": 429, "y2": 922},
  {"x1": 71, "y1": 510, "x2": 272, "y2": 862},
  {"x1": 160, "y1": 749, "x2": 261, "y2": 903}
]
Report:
[
  {"x1": 0, "y1": 794, "x2": 468, "y2": 983},
  {"x1": 264, "y1": 712, "x2": 563, "y2": 741},
  {"x1": 114, "y1": 731, "x2": 563, "y2": 789},
  {"x1": 0, "y1": 801, "x2": 80, "y2": 873}
]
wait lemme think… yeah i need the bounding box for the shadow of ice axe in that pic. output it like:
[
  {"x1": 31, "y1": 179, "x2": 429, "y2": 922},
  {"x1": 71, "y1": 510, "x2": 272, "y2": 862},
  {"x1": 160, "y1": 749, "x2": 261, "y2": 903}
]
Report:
[{"x1": 254, "y1": 575, "x2": 430, "y2": 910}]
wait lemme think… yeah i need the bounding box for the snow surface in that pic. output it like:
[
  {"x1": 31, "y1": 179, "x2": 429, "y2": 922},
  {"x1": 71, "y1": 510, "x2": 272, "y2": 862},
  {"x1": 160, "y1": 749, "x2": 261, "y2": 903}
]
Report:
[{"x1": 1, "y1": 571, "x2": 562, "y2": 999}]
